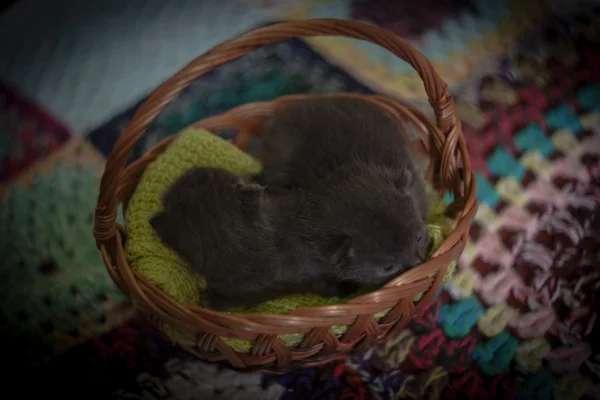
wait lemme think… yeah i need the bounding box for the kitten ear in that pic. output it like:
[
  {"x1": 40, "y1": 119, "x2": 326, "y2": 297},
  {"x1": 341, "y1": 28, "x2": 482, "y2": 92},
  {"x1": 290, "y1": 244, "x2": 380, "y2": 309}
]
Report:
[
  {"x1": 395, "y1": 169, "x2": 413, "y2": 189},
  {"x1": 322, "y1": 233, "x2": 353, "y2": 266}
]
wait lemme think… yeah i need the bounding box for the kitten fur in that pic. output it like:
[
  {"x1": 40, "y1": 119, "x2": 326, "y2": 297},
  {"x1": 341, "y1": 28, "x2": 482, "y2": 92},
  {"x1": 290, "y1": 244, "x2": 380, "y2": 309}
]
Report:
[
  {"x1": 152, "y1": 165, "x2": 428, "y2": 310},
  {"x1": 151, "y1": 167, "x2": 359, "y2": 310},
  {"x1": 255, "y1": 96, "x2": 429, "y2": 281}
]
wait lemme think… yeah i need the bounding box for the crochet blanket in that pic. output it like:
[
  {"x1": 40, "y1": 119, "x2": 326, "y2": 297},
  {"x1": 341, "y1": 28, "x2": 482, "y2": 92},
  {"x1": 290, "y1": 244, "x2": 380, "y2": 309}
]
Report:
[{"x1": 2, "y1": 1, "x2": 599, "y2": 399}]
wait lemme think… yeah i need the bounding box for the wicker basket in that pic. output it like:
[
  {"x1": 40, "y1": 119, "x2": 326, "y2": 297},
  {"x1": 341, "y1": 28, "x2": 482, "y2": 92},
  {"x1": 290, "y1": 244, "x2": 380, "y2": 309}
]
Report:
[{"x1": 93, "y1": 19, "x2": 478, "y2": 373}]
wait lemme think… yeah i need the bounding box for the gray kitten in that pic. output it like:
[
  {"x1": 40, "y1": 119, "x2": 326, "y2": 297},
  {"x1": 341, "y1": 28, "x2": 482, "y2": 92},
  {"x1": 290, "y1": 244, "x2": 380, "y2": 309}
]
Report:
[
  {"x1": 151, "y1": 167, "x2": 353, "y2": 310},
  {"x1": 151, "y1": 164, "x2": 428, "y2": 311},
  {"x1": 256, "y1": 96, "x2": 429, "y2": 280}
]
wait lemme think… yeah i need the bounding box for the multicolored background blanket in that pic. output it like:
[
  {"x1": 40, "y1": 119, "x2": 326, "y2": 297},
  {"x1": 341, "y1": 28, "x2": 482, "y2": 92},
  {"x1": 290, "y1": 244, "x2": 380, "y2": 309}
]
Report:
[{"x1": 1, "y1": 0, "x2": 599, "y2": 399}]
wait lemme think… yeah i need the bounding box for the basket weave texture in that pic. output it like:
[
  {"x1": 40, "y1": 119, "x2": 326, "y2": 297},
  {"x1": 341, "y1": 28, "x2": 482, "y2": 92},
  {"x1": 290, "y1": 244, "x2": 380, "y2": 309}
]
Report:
[{"x1": 93, "y1": 18, "x2": 478, "y2": 373}]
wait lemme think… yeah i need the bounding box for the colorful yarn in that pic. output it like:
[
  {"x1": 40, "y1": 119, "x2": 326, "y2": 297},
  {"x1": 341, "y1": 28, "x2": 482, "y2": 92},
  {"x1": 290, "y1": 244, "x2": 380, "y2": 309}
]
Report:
[
  {"x1": 545, "y1": 104, "x2": 584, "y2": 135},
  {"x1": 289, "y1": 0, "x2": 556, "y2": 102},
  {"x1": 514, "y1": 338, "x2": 551, "y2": 374},
  {"x1": 546, "y1": 343, "x2": 593, "y2": 375},
  {"x1": 332, "y1": 363, "x2": 373, "y2": 400},
  {"x1": 400, "y1": 367, "x2": 448, "y2": 400},
  {"x1": 490, "y1": 373, "x2": 519, "y2": 399},
  {"x1": 509, "y1": 309, "x2": 556, "y2": 339},
  {"x1": 413, "y1": 297, "x2": 444, "y2": 334},
  {"x1": 472, "y1": 331, "x2": 519, "y2": 376},
  {"x1": 360, "y1": 365, "x2": 412, "y2": 400},
  {"x1": 0, "y1": 82, "x2": 72, "y2": 183},
  {"x1": 477, "y1": 304, "x2": 515, "y2": 337},
  {"x1": 443, "y1": 370, "x2": 486, "y2": 399},
  {"x1": 438, "y1": 336, "x2": 477, "y2": 374},
  {"x1": 445, "y1": 269, "x2": 477, "y2": 301},
  {"x1": 437, "y1": 297, "x2": 485, "y2": 339},
  {"x1": 446, "y1": 370, "x2": 518, "y2": 399},
  {"x1": 552, "y1": 373, "x2": 593, "y2": 400},
  {"x1": 0, "y1": 157, "x2": 128, "y2": 366},
  {"x1": 478, "y1": 269, "x2": 520, "y2": 305},
  {"x1": 277, "y1": 364, "x2": 344, "y2": 400},
  {"x1": 405, "y1": 329, "x2": 446, "y2": 370},
  {"x1": 376, "y1": 329, "x2": 416, "y2": 369}
]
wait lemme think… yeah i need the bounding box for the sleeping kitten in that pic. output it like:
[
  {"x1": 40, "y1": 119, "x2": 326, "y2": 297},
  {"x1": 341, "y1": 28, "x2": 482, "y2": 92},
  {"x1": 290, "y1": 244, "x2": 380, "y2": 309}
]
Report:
[
  {"x1": 277, "y1": 171, "x2": 429, "y2": 298},
  {"x1": 150, "y1": 167, "x2": 278, "y2": 310},
  {"x1": 151, "y1": 165, "x2": 427, "y2": 311},
  {"x1": 150, "y1": 167, "x2": 350, "y2": 310},
  {"x1": 256, "y1": 96, "x2": 429, "y2": 282}
]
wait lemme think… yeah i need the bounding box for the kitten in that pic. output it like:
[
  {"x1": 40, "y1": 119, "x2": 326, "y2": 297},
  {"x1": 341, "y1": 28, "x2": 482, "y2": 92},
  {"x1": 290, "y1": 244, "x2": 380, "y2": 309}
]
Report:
[
  {"x1": 150, "y1": 167, "x2": 278, "y2": 310},
  {"x1": 284, "y1": 165, "x2": 428, "y2": 292},
  {"x1": 150, "y1": 167, "x2": 353, "y2": 310},
  {"x1": 256, "y1": 96, "x2": 429, "y2": 282},
  {"x1": 152, "y1": 164, "x2": 428, "y2": 310}
]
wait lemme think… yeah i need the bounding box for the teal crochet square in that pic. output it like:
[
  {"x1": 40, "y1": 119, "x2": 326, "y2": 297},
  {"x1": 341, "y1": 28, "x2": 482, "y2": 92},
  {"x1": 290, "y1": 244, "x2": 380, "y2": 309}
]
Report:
[
  {"x1": 437, "y1": 297, "x2": 484, "y2": 339},
  {"x1": 545, "y1": 105, "x2": 583, "y2": 135},
  {"x1": 514, "y1": 124, "x2": 555, "y2": 157},
  {"x1": 475, "y1": 172, "x2": 500, "y2": 209},
  {"x1": 487, "y1": 146, "x2": 526, "y2": 180},
  {"x1": 472, "y1": 331, "x2": 519, "y2": 376}
]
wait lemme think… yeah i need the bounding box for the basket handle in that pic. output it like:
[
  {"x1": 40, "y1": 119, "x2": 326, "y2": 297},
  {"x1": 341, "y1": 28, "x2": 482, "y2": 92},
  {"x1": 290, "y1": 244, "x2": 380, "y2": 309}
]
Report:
[{"x1": 94, "y1": 18, "x2": 459, "y2": 245}]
